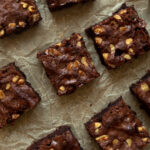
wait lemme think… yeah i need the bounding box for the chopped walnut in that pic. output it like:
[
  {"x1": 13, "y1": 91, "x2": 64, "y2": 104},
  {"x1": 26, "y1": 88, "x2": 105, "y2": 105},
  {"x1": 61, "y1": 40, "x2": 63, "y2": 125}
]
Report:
[
  {"x1": 140, "y1": 83, "x2": 149, "y2": 92},
  {"x1": 95, "y1": 37, "x2": 103, "y2": 44},
  {"x1": 59, "y1": 86, "x2": 65, "y2": 91},
  {"x1": 114, "y1": 14, "x2": 122, "y2": 20},
  {"x1": 12, "y1": 76, "x2": 19, "y2": 83},
  {"x1": 0, "y1": 90, "x2": 5, "y2": 99},
  {"x1": 20, "y1": 2, "x2": 28, "y2": 9},
  {"x1": 120, "y1": 9, "x2": 127, "y2": 15},
  {"x1": 126, "y1": 38, "x2": 133, "y2": 45},
  {"x1": 126, "y1": 138, "x2": 132, "y2": 147},
  {"x1": 0, "y1": 29, "x2": 5, "y2": 37},
  {"x1": 81, "y1": 57, "x2": 88, "y2": 67},
  {"x1": 94, "y1": 27, "x2": 105, "y2": 34},
  {"x1": 6, "y1": 83, "x2": 11, "y2": 90},
  {"x1": 12, "y1": 114, "x2": 20, "y2": 120}
]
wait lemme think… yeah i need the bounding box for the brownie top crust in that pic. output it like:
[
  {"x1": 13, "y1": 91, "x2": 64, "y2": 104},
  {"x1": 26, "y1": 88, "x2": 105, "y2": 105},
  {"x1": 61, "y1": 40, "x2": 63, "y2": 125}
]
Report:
[
  {"x1": 85, "y1": 97, "x2": 150, "y2": 150},
  {"x1": 0, "y1": 63, "x2": 40, "y2": 128},
  {"x1": 0, "y1": 0, "x2": 41, "y2": 37},
  {"x1": 37, "y1": 33, "x2": 100, "y2": 96},
  {"x1": 27, "y1": 126, "x2": 83, "y2": 150},
  {"x1": 86, "y1": 4, "x2": 150, "y2": 69}
]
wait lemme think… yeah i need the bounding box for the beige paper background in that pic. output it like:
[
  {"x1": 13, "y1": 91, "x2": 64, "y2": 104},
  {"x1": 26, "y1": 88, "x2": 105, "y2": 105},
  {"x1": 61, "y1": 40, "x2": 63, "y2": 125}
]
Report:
[{"x1": 0, "y1": 0, "x2": 150, "y2": 149}]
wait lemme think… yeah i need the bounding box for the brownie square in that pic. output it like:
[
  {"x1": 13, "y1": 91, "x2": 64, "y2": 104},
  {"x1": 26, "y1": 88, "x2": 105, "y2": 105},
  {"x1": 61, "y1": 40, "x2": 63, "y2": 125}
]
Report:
[
  {"x1": 86, "y1": 3, "x2": 150, "y2": 69},
  {"x1": 27, "y1": 125, "x2": 83, "y2": 150},
  {"x1": 37, "y1": 33, "x2": 100, "y2": 96},
  {"x1": 85, "y1": 97, "x2": 150, "y2": 150},
  {"x1": 0, "y1": 63, "x2": 40, "y2": 128},
  {"x1": 130, "y1": 70, "x2": 150, "y2": 114},
  {"x1": 0, "y1": 0, "x2": 42, "y2": 38},
  {"x1": 47, "y1": 0, "x2": 92, "y2": 11}
]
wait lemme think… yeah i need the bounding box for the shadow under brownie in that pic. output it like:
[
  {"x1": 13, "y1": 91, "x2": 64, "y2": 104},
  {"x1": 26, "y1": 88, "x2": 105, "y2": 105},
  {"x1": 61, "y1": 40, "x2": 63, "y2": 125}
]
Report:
[
  {"x1": 0, "y1": 0, "x2": 42, "y2": 38},
  {"x1": 85, "y1": 97, "x2": 150, "y2": 150},
  {"x1": 27, "y1": 125, "x2": 83, "y2": 150},
  {"x1": 0, "y1": 63, "x2": 40, "y2": 128},
  {"x1": 86, "y1": 3, "x2": 150, "y2": 69},
  {"x1": 37, "y1": 33, "x2": 100, "y2": 96}
]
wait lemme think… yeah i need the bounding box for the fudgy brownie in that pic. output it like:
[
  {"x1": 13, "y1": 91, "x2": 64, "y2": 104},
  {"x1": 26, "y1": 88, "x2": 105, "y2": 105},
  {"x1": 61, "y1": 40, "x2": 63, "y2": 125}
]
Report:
[
  {"x1": 37, "y1": 33, "x2": 100, "y2": 96},
  {"x1": 0, "y1": 0, "x2": 42, "y2": 38},
  {"x1": 47, "y1": 0, "x2": 92, "y2": 11},
  {"x1": 130, "y1": 70, "x2": 150, "y2": 114},
  {"x1": 86, "y1": 3, "x2": 150, "y2": 69},
  {"x1": 27, "y1": 125, "x2": 83, "y2": 150},
  {"x1": 85, "y1": 97, "x2": 150, "y2": 150},
  {"x1": 0, "y1": 63, "x2": 40, "y2": 128}
]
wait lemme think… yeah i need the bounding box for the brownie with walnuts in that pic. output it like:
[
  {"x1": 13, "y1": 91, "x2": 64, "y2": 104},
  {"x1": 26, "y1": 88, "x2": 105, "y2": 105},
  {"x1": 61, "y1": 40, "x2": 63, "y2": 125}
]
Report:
[
  {"x1": 47, "y1": 0, "x2": 93, "y2": 11},
  {"x1": 0, "y1": 0, "x2": 42, "y2": 38},
  {"x1": 0, "y1": 63, "x2": 40, "y2": 128},
  {"x1": 86, "y1": 3, "x2": 150, "y2": 69},
  {"x1": 130, "y1": 70, "x2": 150, "y2": 114},
  {"x1": 37, "y1": 33, "x2": 100, "y2": 96},
  {"x1": 85, "y1": 97, "x2": 150, "y2": 150},
  {"x1": 27, "y1": 125, "x2": 83, "y2": 150}
]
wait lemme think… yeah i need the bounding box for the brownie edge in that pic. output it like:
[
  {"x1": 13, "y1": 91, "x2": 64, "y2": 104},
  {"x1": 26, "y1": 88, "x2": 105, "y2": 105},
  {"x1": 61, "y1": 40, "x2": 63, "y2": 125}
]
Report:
[
  {"x1": 27, "y1": 125, "x2": 83, "y2": 150},
  {"x1": 0, "y1": 63, "x2": 40, "y2": 128},
  {"x1": 85, "y1": 97, "x2": 150, "y2": 150}
]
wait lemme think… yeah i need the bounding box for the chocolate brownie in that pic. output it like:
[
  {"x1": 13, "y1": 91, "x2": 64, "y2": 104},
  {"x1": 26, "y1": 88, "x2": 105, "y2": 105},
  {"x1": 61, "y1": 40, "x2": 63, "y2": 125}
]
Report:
[
  {"x1": 85, "y1": 97, "x2": 150, "y2": 150},
  {"x1": 130, "y1": 70, "x2": 150, "y2": 114},
  {"x1": 0, "y1": 0, "x2": 42, "y2": 38},
  {"x1": 0, "y1": 63, "x2": 40, "y2": 128},
  {"x1": 86, "y1": 3, "x2": 150, "y2": 69},
  {"x1": 47, "y1": 0, "x2": 92, "y2": 11},
  {"x1": 27, "y1": 125, "x2": 83, "y2": 150},
  {"x1": 37, "y1": 33, "x2": 100, "y2": 96}
]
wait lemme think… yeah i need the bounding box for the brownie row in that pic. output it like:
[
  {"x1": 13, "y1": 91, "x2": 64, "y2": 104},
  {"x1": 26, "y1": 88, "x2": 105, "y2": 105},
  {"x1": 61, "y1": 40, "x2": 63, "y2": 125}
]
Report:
[
  {"x1": 26, "y1": 97, "x2": 150, "y2": 150},
  {"x1": 0, "y1": 62, "x2": 150, "y2": 149},
  {"x1": 1, "y1": 2, "x2": 150, "y2": 96}
]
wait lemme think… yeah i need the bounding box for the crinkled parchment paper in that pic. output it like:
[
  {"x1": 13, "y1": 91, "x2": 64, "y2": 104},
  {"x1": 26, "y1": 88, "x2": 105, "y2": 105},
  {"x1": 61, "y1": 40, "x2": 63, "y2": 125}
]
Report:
[{"x1": 0, "y1": 0, "x2": 150, "y2": 149}]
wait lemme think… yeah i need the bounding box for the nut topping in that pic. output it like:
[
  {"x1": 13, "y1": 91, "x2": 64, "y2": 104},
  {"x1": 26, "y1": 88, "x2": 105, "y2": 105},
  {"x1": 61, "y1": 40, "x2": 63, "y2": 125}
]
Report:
[
  {"x1": 81, "y1": 57, "x2": 88, "y2": 67},
  {"x1": 96, "y1": 135, "x2": 109, "y2": 141},
  {"x1": 12, "y1": 76, "x2": 19, "y2": 83},
  {"x1": 141, "y1": 83, "x2": 149, "y2": 92},
  {"x1": 77, "y1": 41, "x2": 82, "y2": 47},
  {"x1": 142, "y1": 138, "x2": 148, "y2": 142},
  {"x1": 120, "y1": 9, "x2": 127, "y2": 15},
  {"x1": 110, "y1": 44, "x2": 115, "y2": 53},
  {"x1": 20, "y1": 2, "x2": 28, "y2": 8},
  {"x1": 8, "y1": 23, "x2": 16, "y2": 28},
  {"x1": 126, "y1": 138, "x2": 132, "y2": 147},
  {"x1": 18, "y1": 79, "x2": 25, "y2": 85},
  {"x1": 19, "y1": 21, "x2": 25, "y2": 27},
  {"x1": 94, "y1": 27, "x2": 105, "y2": 34},
  {"x1": 113, "y1": 139, "x2": 119, "y2": 145},
  {"x1": 59, "y1": 86, "x2": 65, "y2": 91},
  {"x1": 0, "y1": 29, "x2": 5, "y2": 37},
  {"x1": 126, "y1": 38, "x2": 133, "y2": 45},
  {"x1": 12, "y1": 114, "x2": 20, "y2": 120},
  {"x1": 28, "y1": 6, "x2": 35, "y2": 12},
  {"x1": 124, "y1": 54, "x2": 131, "y2": 60},
  {"x1": 0, "y1": 90, "x2": 5, "y2": 99},
  {"x1": 114, "y1": 14, "x2": 122, "y2": 20},
  {"x1": 32, "y1": 14, "x2": 40, "y2": 22},
  {"x1": 95, "y1": 37, "x2": 103, "y2": 44},
  {"x1": 94, "y1": 122, "x2": 102, "y2": 129},
  {"x1": 103, "y1": 53, "x2": 109, "y2": 60},
  {"x1": 6, "y1": 83, "x2": 11, "y2": 90},
  {"x1": 138, "y1": 126, "x2": 146, "y2": 132}
]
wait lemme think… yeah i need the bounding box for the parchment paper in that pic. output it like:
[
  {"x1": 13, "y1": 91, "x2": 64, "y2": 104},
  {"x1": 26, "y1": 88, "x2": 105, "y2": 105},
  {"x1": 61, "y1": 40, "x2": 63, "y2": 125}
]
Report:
[{"x1": 0, "y1": 0, "x2": 150, "y2": 149}]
